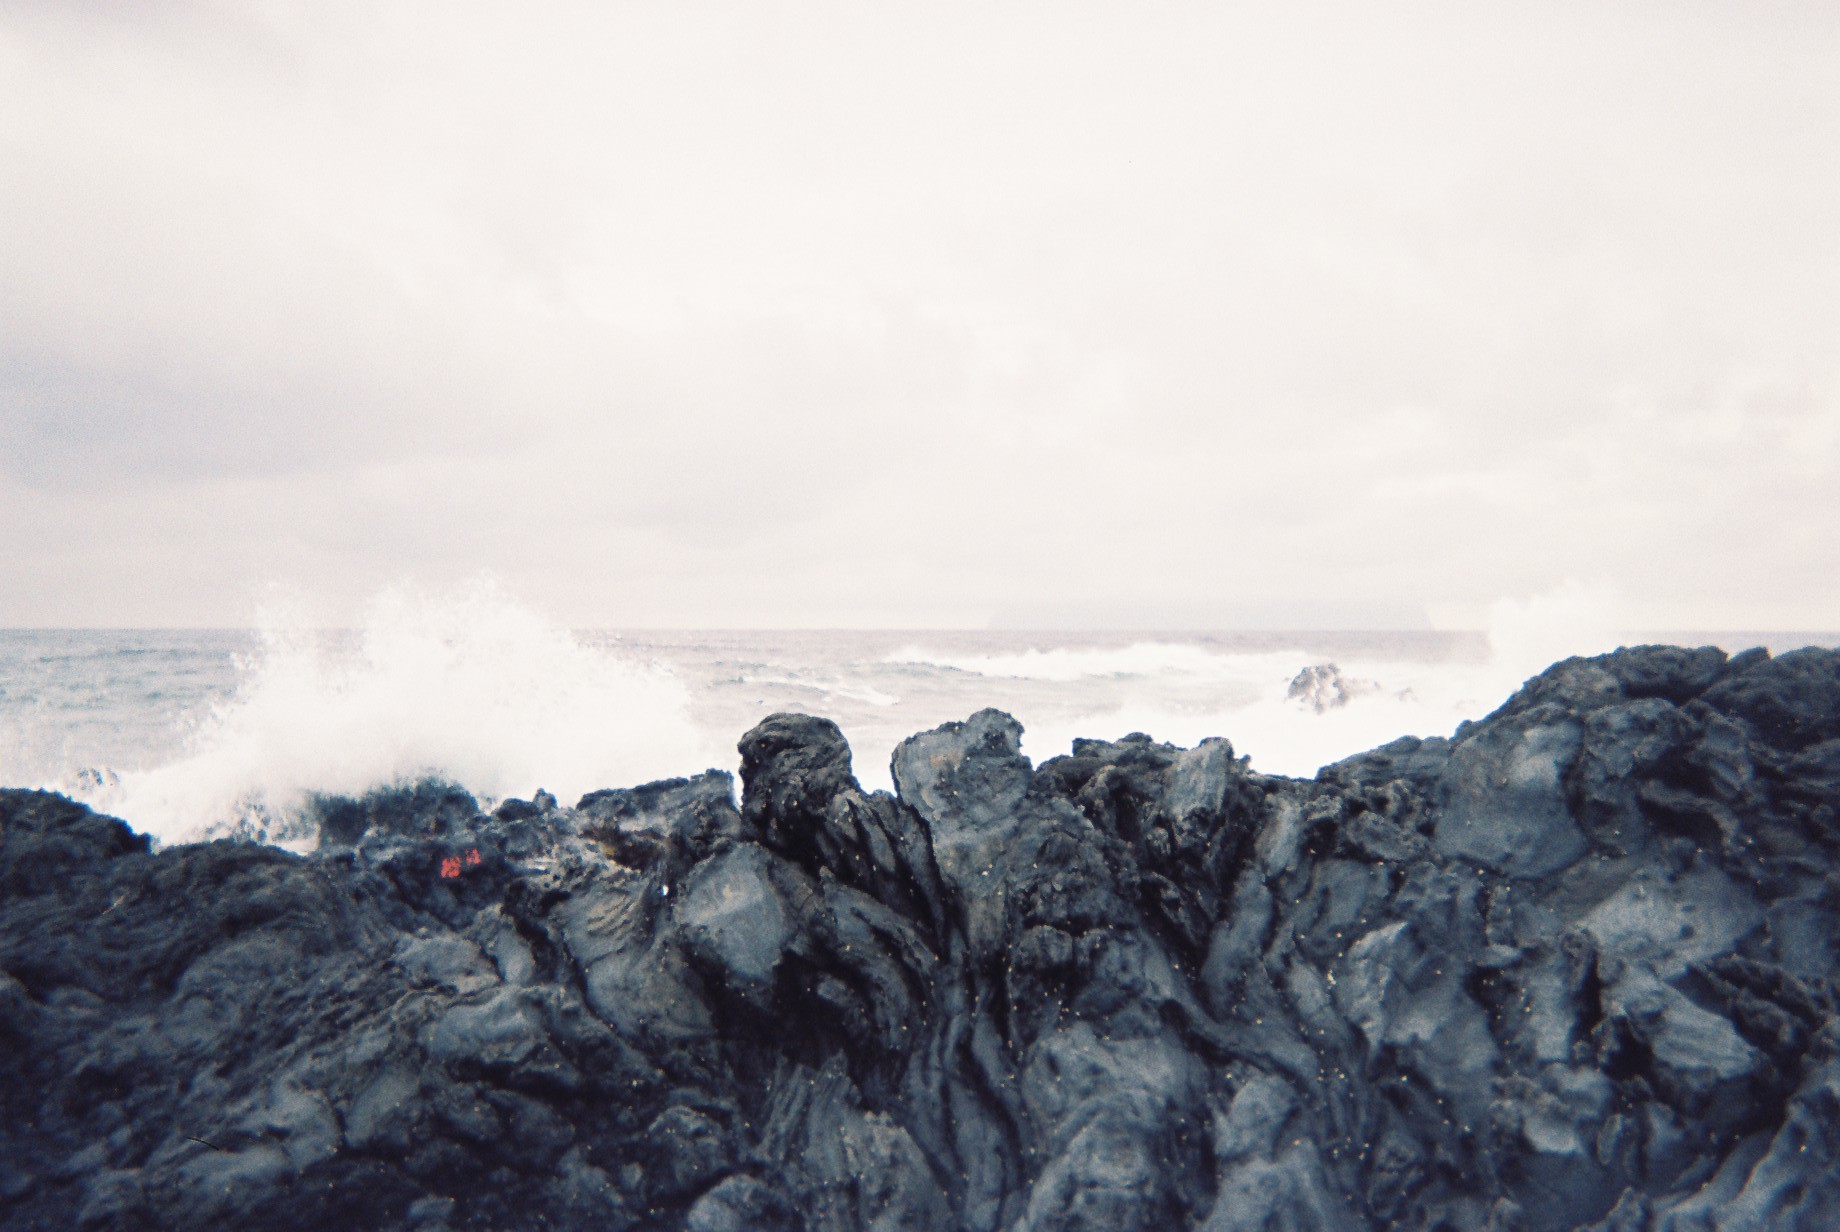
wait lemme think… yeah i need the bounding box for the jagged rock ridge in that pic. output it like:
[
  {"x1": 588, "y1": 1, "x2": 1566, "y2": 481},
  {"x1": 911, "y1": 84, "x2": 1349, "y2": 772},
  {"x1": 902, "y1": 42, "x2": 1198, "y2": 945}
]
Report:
[{"x1": 2, "y1": 644, "x2": 1838, "y2": 1231}]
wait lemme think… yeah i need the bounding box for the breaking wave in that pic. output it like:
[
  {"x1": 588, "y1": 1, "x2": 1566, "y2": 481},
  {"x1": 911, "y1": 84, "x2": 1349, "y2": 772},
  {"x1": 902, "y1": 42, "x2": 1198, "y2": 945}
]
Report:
[
  {"x1": 73, "y1": 583, "x2": 715, "y2": 845},
  {"x1": 887, "y1": 585, "x2": 1634, "y2": 778},
  {"x1": 22, "y1": 577, "x2": 1809, "y2": 843},
  {"x1": 883, "y1": 641, "x2": 1290, "y2": 684}
]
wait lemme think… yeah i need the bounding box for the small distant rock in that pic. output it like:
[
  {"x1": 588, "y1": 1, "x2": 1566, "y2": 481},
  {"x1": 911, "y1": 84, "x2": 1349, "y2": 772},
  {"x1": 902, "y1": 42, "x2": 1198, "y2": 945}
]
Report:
[{"x1": 1287, "y1": 662, "x2": 1377, "y2": 712}]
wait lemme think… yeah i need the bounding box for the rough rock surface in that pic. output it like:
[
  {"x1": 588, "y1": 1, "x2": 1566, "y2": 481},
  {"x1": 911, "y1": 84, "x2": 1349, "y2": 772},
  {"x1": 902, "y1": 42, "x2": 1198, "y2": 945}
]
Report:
[{"x1": 4, "y1": 645, "x2": 1840, "y2": 1231}]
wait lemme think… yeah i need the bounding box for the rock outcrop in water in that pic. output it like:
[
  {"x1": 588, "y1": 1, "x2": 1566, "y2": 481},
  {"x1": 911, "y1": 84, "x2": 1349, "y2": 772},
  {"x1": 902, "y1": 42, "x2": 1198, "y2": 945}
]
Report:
[{"x1": 3, "y1": 645, "x2": 1839, "y2": 1231}]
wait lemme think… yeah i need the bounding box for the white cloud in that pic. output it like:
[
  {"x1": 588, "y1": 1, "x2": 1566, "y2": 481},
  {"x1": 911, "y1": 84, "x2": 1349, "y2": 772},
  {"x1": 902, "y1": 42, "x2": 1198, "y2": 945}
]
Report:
[{"x1": 1, "y1": 1, "x2": 1837, "y2": 628}]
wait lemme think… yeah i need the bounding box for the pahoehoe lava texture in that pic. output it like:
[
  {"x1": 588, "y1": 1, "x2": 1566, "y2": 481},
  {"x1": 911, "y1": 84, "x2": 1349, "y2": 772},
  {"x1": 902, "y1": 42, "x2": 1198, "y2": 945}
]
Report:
[{"x1": 4, "y1": 645, "x2": 1840, "y2": 1231}]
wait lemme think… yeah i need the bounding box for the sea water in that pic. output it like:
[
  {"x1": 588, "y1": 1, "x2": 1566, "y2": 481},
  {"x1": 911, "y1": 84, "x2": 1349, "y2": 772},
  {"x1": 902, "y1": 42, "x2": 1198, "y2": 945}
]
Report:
[{"x1": 2, "y1": 587, "x2": 1833, "y2": 846}]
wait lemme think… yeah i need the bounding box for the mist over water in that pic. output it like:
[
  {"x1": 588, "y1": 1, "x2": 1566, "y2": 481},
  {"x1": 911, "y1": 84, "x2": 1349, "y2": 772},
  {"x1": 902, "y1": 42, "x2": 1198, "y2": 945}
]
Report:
[{"x1": 2, "y1": 583, "x2": 1834, "y2": 846}]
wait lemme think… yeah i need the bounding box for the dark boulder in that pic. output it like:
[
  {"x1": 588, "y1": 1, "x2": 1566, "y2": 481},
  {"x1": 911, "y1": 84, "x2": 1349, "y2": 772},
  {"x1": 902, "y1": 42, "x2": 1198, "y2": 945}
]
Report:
[
  {"x1": 1702, "y1": 646, "x2": 1840, "y2": 750},
  {"x1": 4, "y1": 645, "x2": 1840, "y2": 1230}
]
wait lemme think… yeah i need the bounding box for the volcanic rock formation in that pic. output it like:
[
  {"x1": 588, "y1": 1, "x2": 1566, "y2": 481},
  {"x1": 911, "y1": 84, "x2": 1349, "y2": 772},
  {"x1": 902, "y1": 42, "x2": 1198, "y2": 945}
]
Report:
[{"x1": 3, "y1": 645, "x2": 1839, "y2": 1231}]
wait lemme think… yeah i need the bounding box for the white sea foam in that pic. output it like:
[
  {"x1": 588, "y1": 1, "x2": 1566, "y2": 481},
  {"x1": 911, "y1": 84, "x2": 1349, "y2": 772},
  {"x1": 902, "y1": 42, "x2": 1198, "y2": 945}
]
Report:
[
  {"x1": 23, "y1": 580, "x2": 1710, "y2": 840},
  {"x1": 1481, "y1": 581, "x2": 1627, "y2": 685},
  {"x1": 884, "y1": 640, "x2": 1294, "y2": 683},
  {"x1": 737, "y1": 673, "x2": 900, "y2": 707},
  {"x1": 74, "y1": 582, "x2": 716, "y2": 844},
  {"x1": 880, "y1": 638, "x2": 1432, "y2": 776},
  {"x1": 1004, "y1": 583, "x2": 1632, "y2": 778},
  {"x1": 1012, "y1": 678, "x2": 1456, "y2": 780}
]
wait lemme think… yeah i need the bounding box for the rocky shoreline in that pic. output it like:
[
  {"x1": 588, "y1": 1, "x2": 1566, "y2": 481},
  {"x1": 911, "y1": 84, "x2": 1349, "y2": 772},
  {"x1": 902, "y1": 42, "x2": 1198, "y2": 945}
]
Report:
[{"x1": 3, "y1": 644, "x2": 1838, "y2": 1231}]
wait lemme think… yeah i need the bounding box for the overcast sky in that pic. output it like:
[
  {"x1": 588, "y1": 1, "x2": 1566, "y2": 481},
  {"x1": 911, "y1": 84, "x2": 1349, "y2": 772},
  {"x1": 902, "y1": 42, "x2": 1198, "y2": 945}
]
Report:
[{"x1": 2, "y1": 1, "x2": 1836, "y2": 629}]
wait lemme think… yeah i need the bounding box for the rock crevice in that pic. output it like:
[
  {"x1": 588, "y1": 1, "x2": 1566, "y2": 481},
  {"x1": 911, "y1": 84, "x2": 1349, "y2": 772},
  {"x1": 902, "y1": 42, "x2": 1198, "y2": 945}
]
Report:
[{"x1": 3, "y1": 645, "x2": 1839, "y2": 1230}]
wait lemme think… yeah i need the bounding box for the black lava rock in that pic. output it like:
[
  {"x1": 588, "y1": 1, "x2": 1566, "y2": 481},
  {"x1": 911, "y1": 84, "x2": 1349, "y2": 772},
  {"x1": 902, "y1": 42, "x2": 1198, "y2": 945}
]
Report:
[{"x1": 4, "y1": 645, "x2": 1840, "y2": 1230}]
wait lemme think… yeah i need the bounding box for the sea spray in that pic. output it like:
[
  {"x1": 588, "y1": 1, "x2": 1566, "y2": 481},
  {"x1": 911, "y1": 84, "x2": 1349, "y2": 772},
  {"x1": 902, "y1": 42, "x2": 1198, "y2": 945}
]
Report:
[
  {"x1": 884, "y1": 585, "x2": 1629, "y2": 778},
  {"x1": 8, "y1": 582, "x2": 1809, "y2": 839},
  {"x1": 75, "y1": 581, "x2": 714, "y2": 844}
]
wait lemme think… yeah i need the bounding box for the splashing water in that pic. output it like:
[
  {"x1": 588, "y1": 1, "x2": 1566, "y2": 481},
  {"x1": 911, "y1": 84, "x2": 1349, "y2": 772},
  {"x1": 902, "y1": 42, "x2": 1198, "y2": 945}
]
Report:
[
  {"x1": 12, "y1": 579, "x2": 1821, "y2": 844},
  {"x1": 884, "y1": 584, "x2": 1642, "y2": 780},
  {"x1": 77, "y1": 583, "x2": 715, "y2": 844}
]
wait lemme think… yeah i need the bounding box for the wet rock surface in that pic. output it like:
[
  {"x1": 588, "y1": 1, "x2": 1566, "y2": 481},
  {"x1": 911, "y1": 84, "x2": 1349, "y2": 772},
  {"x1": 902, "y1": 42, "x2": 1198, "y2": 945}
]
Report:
[{"x1": 3, "y1": 645, "x2": 1840, "y2": 1231}]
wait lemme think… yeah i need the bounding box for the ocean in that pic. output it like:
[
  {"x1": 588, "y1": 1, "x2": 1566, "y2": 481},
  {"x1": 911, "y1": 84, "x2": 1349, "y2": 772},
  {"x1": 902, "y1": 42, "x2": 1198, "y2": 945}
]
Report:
[{"x1": 3, "y1": 592, "x2": 1834, "y2": 846}]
